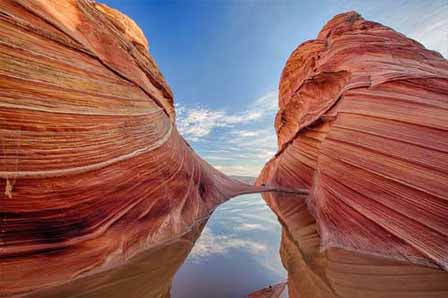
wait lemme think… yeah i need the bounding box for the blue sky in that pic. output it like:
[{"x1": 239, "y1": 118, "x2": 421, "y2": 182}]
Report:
[{"x1": 102, "y1": 0, "x2": 447, "y2": 176}]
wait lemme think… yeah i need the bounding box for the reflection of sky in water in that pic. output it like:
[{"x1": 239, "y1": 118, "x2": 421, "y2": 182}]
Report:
[{"x1": 172, "y1": 194, "x2": 286, "y2": 297}]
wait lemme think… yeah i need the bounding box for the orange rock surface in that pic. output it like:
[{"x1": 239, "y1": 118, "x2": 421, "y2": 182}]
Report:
[
  {"x1": 248, "y1": 282, "x2": 287, "y2": 298},
  {"x1": 258, "y1": 11, "x2": 448, "y2": 298},
  {"x1": 0, "y1": 1, "x2": 271, "y2": 297},
  {"x1": 21, "y1": 222, "x2": 207, "y2": 298}
]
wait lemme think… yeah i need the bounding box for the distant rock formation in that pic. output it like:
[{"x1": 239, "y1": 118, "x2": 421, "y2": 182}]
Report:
[
  {"x1": 0, "y1": 1, "x2": 271, "y2": 297},
  {"x1": 258, "y1": 11, "x2": 448, "y2": 298},
  {"x1": 248, "y1": 282, "x2": 287, "y2": 298}
]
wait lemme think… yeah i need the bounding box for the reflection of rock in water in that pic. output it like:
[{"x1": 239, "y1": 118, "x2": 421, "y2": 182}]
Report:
[
  {"x1": 258, "y1": 11, "x2": 448, "y2": 298},
  {"x1": 28, "y1": 221, "x2": 207, "y2": 298}
]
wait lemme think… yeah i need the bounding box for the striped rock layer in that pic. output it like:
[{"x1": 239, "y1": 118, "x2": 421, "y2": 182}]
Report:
[
  {"x1": 258, "y1": 11, "x2": 448, "y2": 298},
  {"x1": 0, "y1": 1, "x2": 266, "y2": 297}
]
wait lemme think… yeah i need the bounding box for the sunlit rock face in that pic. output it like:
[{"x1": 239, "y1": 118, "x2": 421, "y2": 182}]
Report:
[
  {"x1": 0, "y1": 1, "x2": 260, "y2": 297},
  {"x1": 258, "y1": 11, "x2": 448, "y2": 298}
]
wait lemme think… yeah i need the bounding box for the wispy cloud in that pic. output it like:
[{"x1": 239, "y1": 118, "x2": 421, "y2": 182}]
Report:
[
  {"x1": 236, "y1": 223, "x2": 271, "y2": 231},
  {"x1": 345, "y1": 0, "x2": 448, "y2": 58},
  {"x1": 230, "y1": 130, "x2": 262, "y2": 138},
  {"x1": 189, "y1": 227, "x2": 268, "y2": 262},
  {"x1": 408, "y1": 18, "x2": 448, "y2": 58},
  {"x1": 213, "y1": 164, "x2": 261, "y2": 177},
  {"x1": 176, "y1": 105, "x2": 262, "y2": 142},
  {"x1": 249, "y1": 90, "x2": 278, "y2": 114},
  {"x1": 175, "y1": 91, "x2": 279, "y2": 176},
  {"x1": 393, "y1": 1, "x2": 448, "y2": 58},
  {"x1": 176, "y1": 91, "x2": 277, "y2": 143}
]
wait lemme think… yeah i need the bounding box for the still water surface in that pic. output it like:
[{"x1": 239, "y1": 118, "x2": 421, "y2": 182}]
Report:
[{"x1": 172, "y1": 194, "x2": 286, "y2": 297}]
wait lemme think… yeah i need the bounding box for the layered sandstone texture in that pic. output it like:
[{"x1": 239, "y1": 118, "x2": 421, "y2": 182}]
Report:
[
  {"x1": 0, "y1": 1, "x2": 264, "y2": 297},
  {"x1": 258, "y1": 11, "x2": 448, "y2": 298},
  {"x1": 22, "y1": 221, "x2": 207, "y2": 298},
  {"x1": 248, "y1": 282, "x2": 288, "y2": 298}
]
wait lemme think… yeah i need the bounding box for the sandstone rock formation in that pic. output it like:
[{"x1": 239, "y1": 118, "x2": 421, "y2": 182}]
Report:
[
  {"x1": 0, "y1": 1, "x2": 278, "y2": 297},
  {"x1": 258, "y1": 11, "x2": 448, "y2": 298},
  {"x1": 248, "y1": 282, "x2": 287, "y2": 298},
  {"x1": 20, "y1": 222, "x2": 207, "y2": 298}
]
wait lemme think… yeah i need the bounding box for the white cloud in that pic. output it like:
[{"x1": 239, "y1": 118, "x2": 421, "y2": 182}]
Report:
[
  {"x1": 199, "y1": 131, "x2": 277, "y2": 176},
  {"x1": 201, "y1": 155, "x2": 235, "y2": 161},
  {"x1": 176, "y1": 91, "x2": 278, "y2": 143},
  {"x1": 175, "y1": 90, "x2": 279, "y2": 176},
  {"x1": 408, "y1": 18, "x2": 448, "y2": 58},
  {"x1": 228, "y1": 131, "x2": 276, "y2": 147},
  {"x1": 176, "y1": 104, "x2": 263, "y2": 142},
  {"x1": 230, "y1": 130, "x2": 262, "y2": 138},
  {"x1": 214, "y1": 164, "x2": 260, "y2": 177},
  {"x1": 189, "y1": 227, "x2": 268, "y2": 262},
  {"x1": 239, "y1": 213, "x2": 279, "y2": 224},
  {"x1": 249, "y1": 91, "x2": 278, "y2": 114},
  {"x1": 236, "y1": 223, "x2": 270, "y2": 231},
  {"x1": 349, "y1": 0, "x2": 448, "y2": 58}
]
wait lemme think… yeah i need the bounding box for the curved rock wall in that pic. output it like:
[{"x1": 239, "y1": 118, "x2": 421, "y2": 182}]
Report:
[
  {"x1": 258, "y1": 11, "x2": 448, "y2": 298},
  {"x1": 0, "y1": 1, "x2": 262, "y2": 297},
  {"x1": 22, "y1": 222, "x2": 207, "y2": 298}
]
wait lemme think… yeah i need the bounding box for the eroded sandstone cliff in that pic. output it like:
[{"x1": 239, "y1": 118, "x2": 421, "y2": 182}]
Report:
[
  {"x1": 258, "y1": 11, "x2": 448, "y2": 298},
  {"x1": 0, "y1": 1, "x2": 275, "y2": 297}
]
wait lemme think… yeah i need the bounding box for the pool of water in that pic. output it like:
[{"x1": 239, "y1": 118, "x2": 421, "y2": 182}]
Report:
[{"x1": 172, "y1": 194, "x2": 286, "y2": 297}]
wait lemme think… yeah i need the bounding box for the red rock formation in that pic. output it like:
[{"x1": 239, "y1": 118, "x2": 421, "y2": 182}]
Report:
[
  {"x1": 21, "y1": 221, "x2": 207, "y2": 298},
  {"x1": 248, "y1": 282, "x2": 287, "y2": 298},
  {"x1": 258, "y1": 11, "x2": 448, "y2": 298},
  {"x1": 0, "y1": 1, "x2": 274, "y2": 297}
]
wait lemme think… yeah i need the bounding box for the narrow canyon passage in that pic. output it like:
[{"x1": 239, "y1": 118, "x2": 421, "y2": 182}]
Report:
[
  {"x1": 1, "y1": 1, "x2": 448, "y2": 298},
  {"x1": 12, "y1": 192, "x2": 293, "y2": 298}
]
